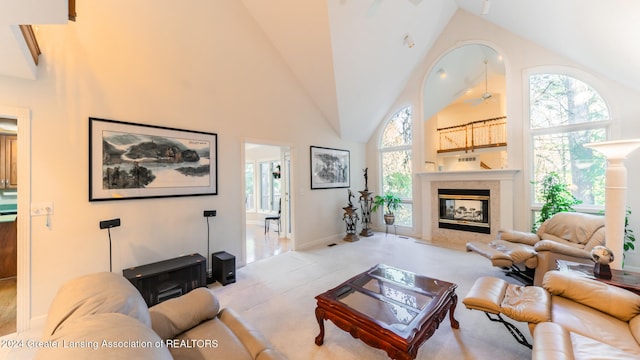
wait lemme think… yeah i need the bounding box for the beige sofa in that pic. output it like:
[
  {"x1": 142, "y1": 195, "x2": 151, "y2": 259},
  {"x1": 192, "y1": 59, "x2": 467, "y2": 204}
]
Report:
[
  {"x1": 36, "y1": 272, "x2": 287, "y2": 360},
  {"x1": 532, "y1": 271, "x2": 640, "y2": 359},
  {"x1": 464, "y1": 271, "x2": 640, "y2": 359},
  {"x1": 467, "y1": 212, "x2": 605, "y2": 285}
]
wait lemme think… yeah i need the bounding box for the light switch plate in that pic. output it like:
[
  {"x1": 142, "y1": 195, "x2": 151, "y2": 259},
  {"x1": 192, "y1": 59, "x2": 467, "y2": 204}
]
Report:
[{"x1": 31, "y1": 202, "x2": 53, "y2": 216}]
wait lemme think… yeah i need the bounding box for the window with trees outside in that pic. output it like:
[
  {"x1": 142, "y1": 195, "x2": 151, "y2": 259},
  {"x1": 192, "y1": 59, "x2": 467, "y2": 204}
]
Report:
[
  {"x1": 245, "y1": 162, "x2": 255, "y2": 211},
  {"x1": 380, "y1": 106, "x2": 412, "y2": 227},
  {"x1": 259, "y1": 161, "x2": 281, "y2": 213},
  {"x1": 529, "y1": 73, "x2": 610, "y2": 224}
]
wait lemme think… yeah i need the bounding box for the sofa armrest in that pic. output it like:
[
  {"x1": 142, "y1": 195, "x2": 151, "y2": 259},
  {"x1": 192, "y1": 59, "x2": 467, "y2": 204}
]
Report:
[
  {"x1": 532, "y1": 322, "x2": 574, "y2": 360},
  {"x1": 543, "y1": 271, "x2": 640, "y2": 322},
  {"x1": 498, "y1": 230, "x2": 540, "y2": 246},
  {"x1": 149, "y1": 287, "x2": 219, "y2": 340},
  {"x1": 534, "y1": 240, "x2": 591, "y2": 259},
  {"x1": 219, "y1": 308, "x2": 288, "y2": 360}
]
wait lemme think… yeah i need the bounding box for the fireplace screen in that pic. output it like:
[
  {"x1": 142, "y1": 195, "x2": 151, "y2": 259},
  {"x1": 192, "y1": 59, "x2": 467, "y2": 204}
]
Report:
[{"x1": 438, "y1": 189, "x2": 490, "y2": 234}]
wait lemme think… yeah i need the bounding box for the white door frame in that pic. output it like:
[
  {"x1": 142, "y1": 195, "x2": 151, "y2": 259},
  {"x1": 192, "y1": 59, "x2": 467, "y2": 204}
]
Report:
[
  {"x1": 241, "y1": 139, "x2": 294, "y2": 265},
  {"x1": 0, "y1": 105, "x2": 31, "y2": 332}
]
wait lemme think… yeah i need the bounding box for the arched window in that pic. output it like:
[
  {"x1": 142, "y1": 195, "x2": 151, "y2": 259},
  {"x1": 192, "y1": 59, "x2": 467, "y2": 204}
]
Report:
[
  {"x1": 379, "y1": 106, "x2": 413, "y2": 227},
  {"x1": 529, "y1": 73, "x2": 610, "y2": 221}
]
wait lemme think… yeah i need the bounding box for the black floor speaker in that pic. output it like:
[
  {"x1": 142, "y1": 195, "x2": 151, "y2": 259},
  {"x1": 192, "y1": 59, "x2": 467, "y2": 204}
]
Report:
[{"x1": 212, "y1": 251, "x2": 236, "y2": 285}]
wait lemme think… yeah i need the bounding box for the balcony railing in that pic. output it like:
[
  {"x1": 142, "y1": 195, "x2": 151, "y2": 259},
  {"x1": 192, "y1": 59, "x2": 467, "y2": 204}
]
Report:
[{"x1": 437, "y1": 116, "x2": 507, "y2": 153}]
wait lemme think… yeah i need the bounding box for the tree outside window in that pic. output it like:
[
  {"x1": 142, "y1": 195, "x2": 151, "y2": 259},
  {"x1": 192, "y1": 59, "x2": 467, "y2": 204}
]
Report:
[
  {"x1": 530, "y1": 74, "x2": 609, "y2": 223},
  {"x1": 380, "y1": 106, "x2": 413, "y2": 227}
]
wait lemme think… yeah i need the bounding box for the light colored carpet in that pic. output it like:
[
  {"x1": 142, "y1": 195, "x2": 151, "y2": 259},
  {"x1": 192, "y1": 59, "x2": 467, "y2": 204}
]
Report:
[{"x1": 210, "y1": 233, "x2": 532, "y2": 360}]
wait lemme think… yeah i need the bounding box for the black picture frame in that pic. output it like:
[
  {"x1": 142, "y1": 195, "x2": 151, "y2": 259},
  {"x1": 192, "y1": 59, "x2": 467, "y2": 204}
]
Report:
[
  {"x1": 89, "y1": 117, "x2": 217, "y2": 201},
  {"x1": 310, "y1": 146, "x2": 350, "y2": 189}
]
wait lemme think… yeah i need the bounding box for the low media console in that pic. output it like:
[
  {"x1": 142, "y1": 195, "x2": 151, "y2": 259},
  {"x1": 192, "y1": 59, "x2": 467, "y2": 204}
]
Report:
[{"x1": 122, "y1": 253, "x2": 207, "y2": 307}]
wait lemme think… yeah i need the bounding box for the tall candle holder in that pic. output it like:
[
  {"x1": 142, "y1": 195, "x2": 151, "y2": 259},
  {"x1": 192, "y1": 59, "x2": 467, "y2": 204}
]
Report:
[
  {"x1": 359, "y1": 190, "x2": 373, "y2": 237},
  {"x1": 343, "y1": 205, "x2": 359, "y2": 242},
  {"x1": 584, "y1": 139, "x2": 640, "y2": 269}
]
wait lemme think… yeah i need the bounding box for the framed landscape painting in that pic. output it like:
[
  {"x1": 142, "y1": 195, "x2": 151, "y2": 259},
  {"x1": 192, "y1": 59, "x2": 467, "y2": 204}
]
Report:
[
  {"x1": 310, "y1": 146, "x2": 350, "y2": 189},
  {"x1": 89, "y1": 117, "x2": 217, "y2": 201}
]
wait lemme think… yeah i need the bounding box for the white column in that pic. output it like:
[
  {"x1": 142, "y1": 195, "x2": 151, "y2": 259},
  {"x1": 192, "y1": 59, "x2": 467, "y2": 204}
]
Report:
[{"x1": 584, "y1": 139, "x2": 640, "y2": 269}]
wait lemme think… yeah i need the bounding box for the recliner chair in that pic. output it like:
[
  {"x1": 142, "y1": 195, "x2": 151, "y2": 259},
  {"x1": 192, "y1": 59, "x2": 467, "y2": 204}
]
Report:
[{"x1": 466, "y1": 212, "x2": 605, "y2": 286}]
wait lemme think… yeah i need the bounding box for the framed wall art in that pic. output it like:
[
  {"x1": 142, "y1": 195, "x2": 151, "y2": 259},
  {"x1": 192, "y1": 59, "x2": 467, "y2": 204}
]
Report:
[
  {"x1": 89, "y1": 117, "x2": 217, "y2": 201},
  {"x1": 310, "y1": 146, "x2": 350, "y2": 189}
]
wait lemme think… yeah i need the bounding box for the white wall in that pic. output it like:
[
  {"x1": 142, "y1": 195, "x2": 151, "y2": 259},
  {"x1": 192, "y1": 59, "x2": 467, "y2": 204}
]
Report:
[
  {"x1": 0, "y1": 1, "x2": 365, "y2": 321},
  {"x1": 368, "y1": 9, "x2": 640, "y2": 268}
]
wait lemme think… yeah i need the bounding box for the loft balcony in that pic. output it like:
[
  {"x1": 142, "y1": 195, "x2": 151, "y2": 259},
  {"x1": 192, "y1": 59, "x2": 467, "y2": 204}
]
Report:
[{"x1": 437, "y1": 116, "x2": 507, "y2": 153}]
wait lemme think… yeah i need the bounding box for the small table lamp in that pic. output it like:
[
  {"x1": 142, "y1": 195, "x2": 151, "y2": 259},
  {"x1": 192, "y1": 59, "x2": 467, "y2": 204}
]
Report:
[{"x1": 591, "y1": 245, "x2": 614, "y2": 279}]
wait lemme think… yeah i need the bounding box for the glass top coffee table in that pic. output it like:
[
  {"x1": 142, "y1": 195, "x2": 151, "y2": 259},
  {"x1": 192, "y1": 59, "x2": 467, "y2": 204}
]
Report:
[{"x1": 314, "y1": 264, "x2": 459, "y2": 360}]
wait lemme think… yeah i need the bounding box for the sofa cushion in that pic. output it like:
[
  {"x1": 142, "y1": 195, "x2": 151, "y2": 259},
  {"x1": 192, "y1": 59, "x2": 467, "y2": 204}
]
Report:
[
  {"x1": 462, "y1": 276, "x2": 508, "y2": 314},
  {"x1": 550, "y1": 296, "x2": 640, "y2": 355},
  {"x1": 537, "y1": 212, "x2": 604, "y2": 246},
  {"x1": 490, "y1": 240, "x2": 537, "y2": 264},
  {"x1": 498, "y1": 229, "x2": 540, "y2": 246},
  {"x1": 169, "y1": 316, "x2": 253, "y2": 360},
  {"x1": 543, "y1": 271, "x2": 640, "y2": 322},
  {"x1": 501, "y1": 283, "x2": 550, "y2": 324},
  {"x1": 36, "y1": 313, "x2": 172, "y2": 360},
  {"x1": 149, "y1": 287, "x2": 219, "y2": 340},
  {"x1": 570, "y1": 330, "x2": 640, "y2": 360},
  {"x1": 43, "y1": 272, "x2": 151, "y2": 338}
]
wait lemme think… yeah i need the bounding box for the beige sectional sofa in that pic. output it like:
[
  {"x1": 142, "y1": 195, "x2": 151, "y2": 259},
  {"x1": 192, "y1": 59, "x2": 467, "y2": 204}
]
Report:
[
  {"x1": 464, "y1": 270, "x2": 640, "y2": 359},
  {"x1": 36, "y1": 272, "x2": 287, "y2": 359},
  {"x1": 532, "y1": 271, "x2": 640, "y2": 359},
  {"x1": 467, "y1": 212, "x2": 606, "y2": 286}
]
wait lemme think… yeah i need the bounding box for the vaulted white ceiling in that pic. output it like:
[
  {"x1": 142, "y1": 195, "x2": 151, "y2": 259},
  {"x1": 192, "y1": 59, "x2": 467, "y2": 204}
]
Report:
[
  {"x1": 2, "y1": 0, "x2": 640, "y2": 143},
  {"x1": 0, "y1": 0, "x2": 67, "y2": 79}
]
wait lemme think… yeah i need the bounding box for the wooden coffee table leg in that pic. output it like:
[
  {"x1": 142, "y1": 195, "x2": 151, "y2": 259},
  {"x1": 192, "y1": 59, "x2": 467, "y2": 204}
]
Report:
[
  {"x1": 315, "y1": 307, "x2": 325, "y2": 345},
  {"x1": 449, "y1": 293, "x2": 460, "y2": 329}
]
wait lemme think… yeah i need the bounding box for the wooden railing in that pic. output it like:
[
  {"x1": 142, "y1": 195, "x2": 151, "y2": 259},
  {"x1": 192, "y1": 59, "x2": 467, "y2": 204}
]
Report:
[
  {"x1": 19, "y1": 25, "x2": 40, "y2": 65},
  {"x1": 437, "y1": 117, "x2": 507, "y2": 153}
]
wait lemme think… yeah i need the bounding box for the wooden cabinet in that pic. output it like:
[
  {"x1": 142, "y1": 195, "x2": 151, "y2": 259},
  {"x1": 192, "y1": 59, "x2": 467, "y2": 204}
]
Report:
[
  {"x1": 122, "y1": 254, "x2": 207, "y2": 307},
  {"x1": 0, "y1": 135, "x2": 17, "y2": 189},
  {"x1": 0, "y1": 219, "x2": 17, "y2": 278}
]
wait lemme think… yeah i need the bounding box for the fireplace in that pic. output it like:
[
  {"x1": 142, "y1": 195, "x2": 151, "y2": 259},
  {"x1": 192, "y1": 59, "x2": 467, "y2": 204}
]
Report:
[{"x1": 438, "y1": 189, "x2": 490, "y2": 234}]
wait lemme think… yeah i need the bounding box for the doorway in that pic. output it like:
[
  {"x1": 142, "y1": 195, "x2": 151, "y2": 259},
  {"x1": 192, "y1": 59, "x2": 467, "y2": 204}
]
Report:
[
  {"x1": 243, "y1": 142, "x2": 292, "y2": 264},
  {"x1": 0, "y1": 106, "x2": 31, "y2": 337},
  {"x1": 0, "y1": 118, "x2": 17, "y2": 337}
]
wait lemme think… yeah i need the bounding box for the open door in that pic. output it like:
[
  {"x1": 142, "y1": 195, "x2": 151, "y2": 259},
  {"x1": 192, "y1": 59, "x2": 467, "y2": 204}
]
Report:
[{"x1": 243, "y1": 142, "x2": 292, "y2": 264}]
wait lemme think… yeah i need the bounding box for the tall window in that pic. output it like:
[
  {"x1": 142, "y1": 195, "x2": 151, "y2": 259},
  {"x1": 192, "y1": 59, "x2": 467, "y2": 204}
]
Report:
[
  {"x1": 529, "y1": 73, "x2": 610, "y2": 220},
  {"x1": 245, "y1": 162, "x2": 255, "y2": 211},
  {"x1": 380, "y1": 106, "x2": 413, "y2": 227},
  {"x1": 259, "y1": 161, "x2": 280, "y2": 213}
]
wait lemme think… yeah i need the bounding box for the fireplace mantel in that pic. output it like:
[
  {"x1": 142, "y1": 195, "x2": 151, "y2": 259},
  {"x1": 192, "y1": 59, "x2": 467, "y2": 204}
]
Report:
[
  {"x1": 418, "y1": 169, "x2": 520, "y2": 247},
  {"x1": 417, "y1": 169, "x2": 520, "y2": 182}
]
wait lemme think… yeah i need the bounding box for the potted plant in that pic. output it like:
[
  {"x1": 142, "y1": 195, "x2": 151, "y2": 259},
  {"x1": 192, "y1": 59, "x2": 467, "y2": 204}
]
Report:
[
  {"x1": 372, "y1": 193, "x2": 402, "y2": 225},
  {"x1": 532, "y1": 172, "x2": 582, "y2": 231}
]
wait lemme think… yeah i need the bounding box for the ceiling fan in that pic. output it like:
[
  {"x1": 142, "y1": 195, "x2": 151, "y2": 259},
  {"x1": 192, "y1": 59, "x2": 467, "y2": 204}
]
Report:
[{"x1": 465, "y1": 60, "x2": 494, "y2": 106}]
